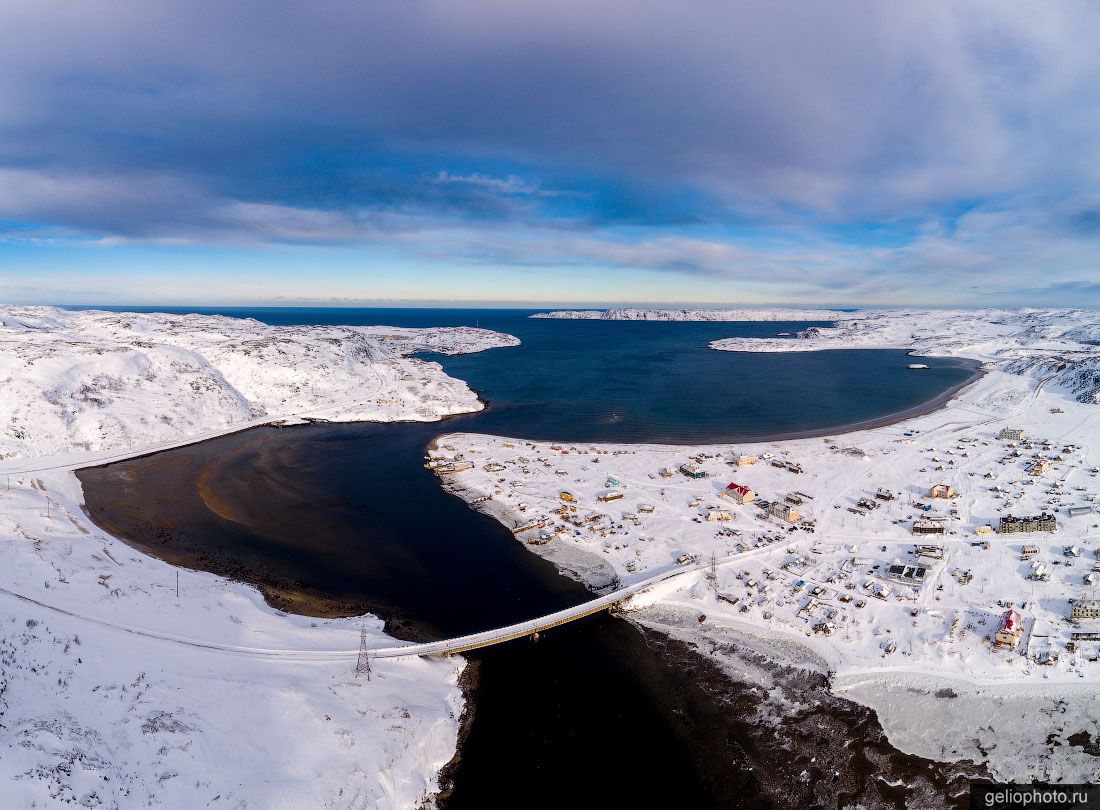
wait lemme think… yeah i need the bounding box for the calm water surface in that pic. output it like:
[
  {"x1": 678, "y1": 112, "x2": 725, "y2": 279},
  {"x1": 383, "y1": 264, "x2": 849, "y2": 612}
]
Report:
[{"x1": 75, "y1": 307, "x2": 981, "y2": 808}]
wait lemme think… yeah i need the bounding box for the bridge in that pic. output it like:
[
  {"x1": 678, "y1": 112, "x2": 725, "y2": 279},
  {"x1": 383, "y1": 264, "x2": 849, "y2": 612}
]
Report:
[
  {"x1": 0, "y1": 549, "x2": 764, "y2": 664},
  {"x1": 368, "y1": 551, "x2": 744, "y2": 659}
]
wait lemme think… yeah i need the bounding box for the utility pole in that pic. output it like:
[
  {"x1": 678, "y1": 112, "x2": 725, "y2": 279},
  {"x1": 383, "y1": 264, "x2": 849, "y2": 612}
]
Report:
[
  {"x1": 176, "y1": 571, "x2": 179, "y2": 598},
  {"x1": 355, "y1": 624, "x2": 372, "y2": 680}
]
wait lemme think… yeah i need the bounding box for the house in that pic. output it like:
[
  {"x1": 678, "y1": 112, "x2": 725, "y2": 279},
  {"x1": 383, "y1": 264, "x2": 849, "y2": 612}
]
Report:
[
  {"x1": 1021, "y1": 544, "x2": 1039, "y2": 558},
  {"x1": 512, "y1": 518, "x2": 548, "y2": 535},
  {"x1": 1029, "y1": 561, "x2": 1050, "y2": 581},
  {"x1": 659, "y1": 467, "x2": 675, "y2": 478},
  {"x1": 1068, "y1": 506, "x2": 1093, "y2": 517},
  {"x1": 597, "y1": 491, "x2": 624, "y2": 503},
  {"x1": 994, "y1": 609, "x2": 1023, "y2": 649},
  {"x1": 1027, "y1": 460, "x2": 1052, "y2": 476},
  {"x1": 680, "y1": 463, "x2": 707, "y2": 479},
  {"x1": 997, "y1": 428, "x2": 1025, "y2": 441},
  {"x1": 912, "y1": 517, "x2": 947, "y2": 535},
  {"x1": 733, "y1": 454, "x2": 758, "y2": 467},
  {"x1": 559, "y1": 491, "x2": 575, "y2": 502},
  {"x1": 1071, "y1": 599, "x2": 1100, "y2": 621},
  {"x1": 974, "y1": 524, "x2": 994, "y2": 535},
  {"x1": 706, "y1": 508, "x2": 734, "y2": 522},
  {"x1": 999, "y1": 513, "x2": 1057, "y2": 534},
  {"x1": 436, "y1": 461, "x2": 474, "y2": 473},
  {"x1": 638, "y1": 503, "x2": 655, "y2": 513},
  {"x1": 1065, "y1": 545, "x2": 1081, "y2": 558},
  {"x1": 875, "y1": 488, "x2": 895, "y2": 501},
  {"x1": 915, "y1": 544, "x2": 944, "y2": 560},
  {"x1": 929, "y1": 484, "x2": 957, "y2": 499},
  {"x1": 721, "y1": 483, "x2": 756, "y2": 504},
  {"x1": 768, "y1": 501, "x2": 800, "y2": 523}
]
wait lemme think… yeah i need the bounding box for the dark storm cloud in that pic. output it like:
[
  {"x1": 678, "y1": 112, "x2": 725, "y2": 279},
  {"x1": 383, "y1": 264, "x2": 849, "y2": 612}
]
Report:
[{"x1": 1, "y1": 2, "x2": 1095, "y2": 221}]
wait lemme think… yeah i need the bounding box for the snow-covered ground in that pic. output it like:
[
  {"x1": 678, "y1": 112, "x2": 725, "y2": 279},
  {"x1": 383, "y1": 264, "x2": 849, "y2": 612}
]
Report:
[
  {"x1": 531, "y1": 307, "x2": 852, "y2": 321},
  {"x1": 0, "y1": 305, "x2": 519, "y2": 461},
  {"x1": 0, "y1": 305, "x2": 520, "y2": 808},
  {"x1": 437, "y1": 307, "x2": 1100, "y2": 783},
  {"x1": 711, "y1": 307, "x2": 1100, "y2": 404}
]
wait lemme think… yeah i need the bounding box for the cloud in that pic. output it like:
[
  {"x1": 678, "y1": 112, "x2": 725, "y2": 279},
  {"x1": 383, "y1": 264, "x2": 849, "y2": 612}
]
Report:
[
  {"x1": 3, "y1": 1, "x2": 1100, "y2": 303},
  {"x1": 433, "y1": 172, "x2": 581, "y2": 199}
]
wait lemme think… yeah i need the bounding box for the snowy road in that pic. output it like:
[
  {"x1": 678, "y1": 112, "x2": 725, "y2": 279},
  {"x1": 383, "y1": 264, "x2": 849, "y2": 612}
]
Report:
[{"x1": 0, "y1": 549, "x2": 757, "y2": 661}]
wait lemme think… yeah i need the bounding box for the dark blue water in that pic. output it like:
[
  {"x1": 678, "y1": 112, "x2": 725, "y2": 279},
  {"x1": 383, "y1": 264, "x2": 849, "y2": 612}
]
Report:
[
  {"x1": 66, "y1": 306, "x2": 975, "y2": 443},
  {"x1": 75, "y1": 307, "x2": 981, "y2": 809}
]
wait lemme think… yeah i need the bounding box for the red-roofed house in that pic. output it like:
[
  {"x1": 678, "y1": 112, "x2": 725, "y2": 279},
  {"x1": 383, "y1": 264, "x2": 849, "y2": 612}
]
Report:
[
  {"x1": 721, "y1": 483, "x2": 756, "y2": 504},
  {"x1": 994, "y1": 609, "x2": 1023, "y2": 649}
]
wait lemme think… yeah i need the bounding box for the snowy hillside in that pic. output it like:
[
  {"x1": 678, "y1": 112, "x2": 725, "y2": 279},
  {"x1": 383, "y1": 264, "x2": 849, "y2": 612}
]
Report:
[
  {"x1": 0, "y1": 306, "x2": 523, "y2": 808},
  {"x1": 711, "y1": 308, "x2": 1100, "y2": 404},
  {"x1": 0, "y1": 306, "x2": 519, "y2": 460},
  {"x1": 531, "y1": 307, "x2": 852, "y2": 321},
  {"x1": 0, "y1": 470, "x2": 465, "y2": 809}
]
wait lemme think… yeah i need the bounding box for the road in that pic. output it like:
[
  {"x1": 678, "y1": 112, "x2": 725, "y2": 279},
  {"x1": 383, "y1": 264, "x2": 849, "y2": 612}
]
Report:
[{"x1": 0, "y1": 550, "x2": 753, "y2": 662}]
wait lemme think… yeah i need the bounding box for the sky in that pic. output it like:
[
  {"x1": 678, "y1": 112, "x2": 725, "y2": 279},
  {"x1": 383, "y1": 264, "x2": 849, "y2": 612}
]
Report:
[{"x1": 2, "y1": 1, "x2": 1100, "y2": 308}]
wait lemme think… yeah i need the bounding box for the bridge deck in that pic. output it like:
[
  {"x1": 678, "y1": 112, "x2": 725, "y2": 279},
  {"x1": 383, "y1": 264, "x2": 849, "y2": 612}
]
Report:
[{"x1": 368, "y1": 552, "x2": 742, "y2": 659}]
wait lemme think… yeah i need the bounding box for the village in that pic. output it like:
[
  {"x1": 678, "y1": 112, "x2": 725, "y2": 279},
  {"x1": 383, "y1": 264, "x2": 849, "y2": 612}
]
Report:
[{"x1": 431, "y1": 373, "x2": 1100, "y2": 688}]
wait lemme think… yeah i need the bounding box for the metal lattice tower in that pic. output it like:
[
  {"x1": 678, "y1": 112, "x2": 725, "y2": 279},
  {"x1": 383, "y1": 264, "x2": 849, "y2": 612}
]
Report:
[
  {"x1": 706, "y1": 551, "x2": 718, "y2": 586},
  {"x1": 355, "y1": 624, "x2": 372, "y2": 680}
]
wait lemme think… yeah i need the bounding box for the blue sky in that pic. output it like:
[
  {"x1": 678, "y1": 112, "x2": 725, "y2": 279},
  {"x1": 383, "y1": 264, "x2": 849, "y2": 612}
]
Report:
[{"x1": 2, "y1": 1, "x2": 1100, "y2": 307}]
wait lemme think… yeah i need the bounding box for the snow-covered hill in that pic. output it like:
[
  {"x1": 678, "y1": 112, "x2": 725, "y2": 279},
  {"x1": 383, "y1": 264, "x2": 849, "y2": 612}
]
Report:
[
  {"x1": 0, "y1": 306, "x2": 520, "y2": 808},
  {"x1": 0, "y1": 306, "x2": 519, "y2": 460},
  {"x1": 711, "y1": 308, "x2": 1100, "y2": 404},
  {"x1": 531, "y1": 307, "x2": 852, "y2": 321},
  {"x1": 0, "y1": 468, "x2": 466, "y2": 808}
]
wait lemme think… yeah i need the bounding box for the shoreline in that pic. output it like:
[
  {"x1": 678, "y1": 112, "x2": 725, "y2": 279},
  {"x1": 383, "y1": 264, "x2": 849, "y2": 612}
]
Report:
[
  {"x1": 45, "y1": 348, "x2": 980, "y2": 480},
  {"x1": 435, "y1": 357, "x2": 985, "y2": 450},
  {"x1": 75, "y1": 346, "x2": 985, "y2": 628},
  {"x1": 687, "y1": 356, "x2": 985, "y2": 445}
]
